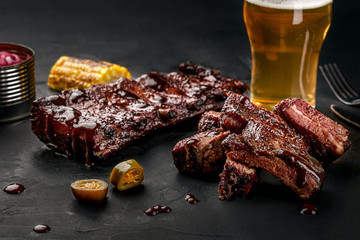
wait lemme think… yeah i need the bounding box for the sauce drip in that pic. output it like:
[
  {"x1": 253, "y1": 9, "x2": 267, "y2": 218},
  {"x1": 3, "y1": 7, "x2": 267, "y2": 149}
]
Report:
[
  {"x1": 144, "y1": 73, "x2": 169, "y2": 91},
  {"x1": 3, "y1": 183, "x2": 25, "y2": 194},
  {"x1": 205, "y1": 131, "x2": 219, "y2": 137},
  {"x1": 33, "y1": 224, "x2": 51, "y2": 233},
  {"x1": 185, "y1": 194, "x2": 199, "y2": 204},
  {"x1": 299, "y1": 203, "x2": 318, "y2": 215},
  {"x1": 118, "y1": 90, "x2": 139, "y2": 100},
  {"x1": 144, "y1": 205, "x2": 172, "y2": 216},
  {"x1": 186, "y1": 139, "x2": 199, "y2": 147}
]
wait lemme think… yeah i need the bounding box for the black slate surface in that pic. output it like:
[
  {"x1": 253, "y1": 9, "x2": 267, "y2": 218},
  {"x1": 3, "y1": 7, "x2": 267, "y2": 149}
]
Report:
[{"x1": 1, "y1": 0, "x2": 360, "y2": 239}]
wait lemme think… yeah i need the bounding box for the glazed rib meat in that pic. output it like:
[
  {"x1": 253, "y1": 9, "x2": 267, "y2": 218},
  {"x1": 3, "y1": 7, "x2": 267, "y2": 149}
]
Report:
[
  {"x1": 172, "y1": 129, "x2": 231, "y2": 176},
  {"x1": 220, "y1": 94, "x2": 310, "y2": 149},
  {"x1": 222, "y1": 94, "x2": 310, "y2": 151},
  {"x1": 31, "y1": 63, "x2": 248, "y2": 164},
  {"x1": 198, "y1": 111, "x2": 221, "y2": 132},
  {"x1": 273, "y1": 98, "x2": 351, "y2": 165},
  {"x1": 218, "y1": 157, "x2": 257, "y2": 199},
  {"x1": 197, "y1": 108, "x2": 258, "y2": 198},
  {"x1": 31, "y1": 85, "x2": 160, "y2": 164},
  {"x1": 219, "y1": 94, "x2": 325, "y2": 199},
  {"x1": 222, "y1": 121, "x2": 326, "y2": 199},
  {"x1": 172, "y1": 93, "x2": 347, "y2": 199}
]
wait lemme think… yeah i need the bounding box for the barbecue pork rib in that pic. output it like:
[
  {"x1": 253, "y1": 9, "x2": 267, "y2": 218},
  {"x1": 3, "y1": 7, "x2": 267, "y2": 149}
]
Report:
[
  {"x1": 222, "y1": 121, "x2": 326, "y2": 200},
  {"x1": 31, "y1": 63, "x2": 248, "y2": 164},
  {"x1": 172, "y1": 129, "x2": 231, "y2": 176},
  {"x1": 218, "y1": 157, "x2": 257, "y2": 199},
  {"x1": 198, "y1": 111, "x2": 221, "y2": 132},
  {"x1": 273, "y1": 98, "x2": 351, "y2": 165},
  {"x1": 221, "y1": 94, "x2": 311, "y2": 151},
  {"x1": 197, "y1": 109, "x2": 258, "y2": 198},
  {"x1": 220, "y1": 94, "x2": 309, "y2": 151},
  {"x1": 173, "y1": 93, "x2": 344, "y2": 199},
  {"x1": 218, "y1": 94, "x2": 325, "y2": 199}
]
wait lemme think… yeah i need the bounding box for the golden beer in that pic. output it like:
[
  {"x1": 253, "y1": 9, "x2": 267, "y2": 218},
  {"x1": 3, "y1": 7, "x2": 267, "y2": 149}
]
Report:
[{"x1": 244, "y1": 0, "x2": 332, "y2": 109}]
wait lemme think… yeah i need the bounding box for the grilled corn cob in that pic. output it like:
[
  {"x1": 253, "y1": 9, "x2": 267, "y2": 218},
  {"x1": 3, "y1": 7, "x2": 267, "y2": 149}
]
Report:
[{"x1": 48, "y1": 56, "x2": 131, "y2": 90}]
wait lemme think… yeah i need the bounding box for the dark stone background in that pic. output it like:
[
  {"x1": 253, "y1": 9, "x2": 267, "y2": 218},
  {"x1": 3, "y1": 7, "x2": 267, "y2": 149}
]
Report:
[{"x1": 1, "y1": 0, "x2": 359, "y2": 239}]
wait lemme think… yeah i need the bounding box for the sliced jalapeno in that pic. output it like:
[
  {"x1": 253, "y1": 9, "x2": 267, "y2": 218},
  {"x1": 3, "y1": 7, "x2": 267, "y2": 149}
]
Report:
[
  {"x1": 110, "y1": 159, "x2": 144, "y2": 191},
  {"x1": 70, "y1": 179, "x2": 108, "y2": 203}
]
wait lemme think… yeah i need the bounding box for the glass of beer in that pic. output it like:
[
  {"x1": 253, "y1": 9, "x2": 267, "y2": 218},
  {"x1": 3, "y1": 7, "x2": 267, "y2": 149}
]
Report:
[{"x1": 244, "y1": 0, "x2": 332, "y2": 109}]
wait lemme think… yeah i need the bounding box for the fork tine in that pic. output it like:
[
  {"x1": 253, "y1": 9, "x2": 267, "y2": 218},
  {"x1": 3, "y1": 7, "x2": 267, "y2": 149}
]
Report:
[
  {"x1": 327, "y1": 63, "x2": 353, "y2": 99},
  {"x1": 333, "y1": 63, "x2": 359, "y2": 97},
  {"x1": 321, "y1": 64, "x2": 348, "y2": 100},
  {"x1": 321, "y1": 63, "x2": 360, "y2": 105}
]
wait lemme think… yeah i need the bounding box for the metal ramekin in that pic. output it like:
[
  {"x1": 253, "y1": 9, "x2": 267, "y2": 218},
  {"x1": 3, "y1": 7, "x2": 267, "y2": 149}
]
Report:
[{"x1": 0, "y1": 43, "x2": 35, "y2": 123}]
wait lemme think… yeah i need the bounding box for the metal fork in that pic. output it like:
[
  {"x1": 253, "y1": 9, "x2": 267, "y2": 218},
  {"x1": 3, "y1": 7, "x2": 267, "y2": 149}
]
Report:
[{"x1": 319, "y1": 63, "x2": 360, "y2": 106}]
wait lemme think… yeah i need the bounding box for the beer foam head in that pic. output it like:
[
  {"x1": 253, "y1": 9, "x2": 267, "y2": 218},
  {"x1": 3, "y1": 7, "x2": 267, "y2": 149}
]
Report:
[{"x1": 246, "y1": 0, "x2": 332, "y2": 10}]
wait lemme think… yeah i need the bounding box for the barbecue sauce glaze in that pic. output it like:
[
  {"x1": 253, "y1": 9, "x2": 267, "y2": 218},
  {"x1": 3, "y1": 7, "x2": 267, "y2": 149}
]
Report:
[
  {"x1": 3, "y1": 183, "x2": 25, "y2": 194},
  {"x1": 299, "y1": 203, "x2": 318, "y2": 215},
  {"x1": 144, "y1": 205, "x2": 172, "y2": 216},
  {"x1": 185, "y1": 194, "x2": 199, "y2": 204},
  {"x1": 33, "y1": 224, "x2": 51, "y2": 233}
]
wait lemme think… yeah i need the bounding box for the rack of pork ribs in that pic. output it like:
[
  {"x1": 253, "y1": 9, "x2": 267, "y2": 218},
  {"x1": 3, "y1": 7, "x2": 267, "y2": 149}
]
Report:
[
  {"x1": 30, "y1": 63, "x2": 248, "y2": 165},
  {"x1": 172, "y1": 94, "x2": 350, "y2": 200}
]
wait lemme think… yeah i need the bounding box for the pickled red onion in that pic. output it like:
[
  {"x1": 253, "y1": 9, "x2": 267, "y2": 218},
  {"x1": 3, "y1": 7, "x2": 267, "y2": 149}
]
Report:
[{"x1": 0, "y1": 51, "x2": 28, "y2": 66}]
